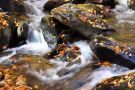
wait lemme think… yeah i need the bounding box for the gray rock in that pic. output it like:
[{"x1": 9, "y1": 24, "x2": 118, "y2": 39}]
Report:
[{"x1": 51, "y1": 3, "x2": 116, "y2": 39}]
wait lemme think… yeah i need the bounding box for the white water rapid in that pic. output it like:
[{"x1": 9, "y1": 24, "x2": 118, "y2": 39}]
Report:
[
  {"x1": 0, "y1": 0, "x2": 95, "y2": 84},
  {"x1": 79, "y1": 0, "x2": 135, "y2": 89},
  {"x1": 0, "y1": 0, "x2": 135, "y2": 90},
  {"x1": 0, "y1": 0, "x2": 51, "y2": 58},
  {"x1": 114, "y1": 0, "x2": 135, "y2": 24}
]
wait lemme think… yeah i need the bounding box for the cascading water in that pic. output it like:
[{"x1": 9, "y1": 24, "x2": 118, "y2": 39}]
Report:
[
  {"x1": 0, "y1": 0, "x2": 135, "y2": 89},
  {"x1": 28, "y1": 40, "x2": 94, "y2": 83},
  {"x1": 1, "y1": 0, "x2": 95, "y2": 85},
  {"x1": 78, "y1": 0, "x2": 135, "y2": 89},
  {"x1": 114, "y1": 0, "x2": 135, "y2": 24},
  {"x1": 0, "y1": 0, "x2": 51, "y2": 57}
]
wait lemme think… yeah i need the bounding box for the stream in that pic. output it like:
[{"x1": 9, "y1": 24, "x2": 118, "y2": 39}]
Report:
[{"x1": 0, "y1": 0, "x2": 135, "y2": 90}]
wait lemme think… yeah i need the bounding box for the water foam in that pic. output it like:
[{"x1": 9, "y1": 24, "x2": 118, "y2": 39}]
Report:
[
  {"x1": 29, "y1": 41, "x2": 94, "y2": 83},
  {"x1": 79, "y1": 64, "x2": 129, "y2": 90},
  {"x1": 114, "y1": 0, "x2": 135, "y2": 24}
]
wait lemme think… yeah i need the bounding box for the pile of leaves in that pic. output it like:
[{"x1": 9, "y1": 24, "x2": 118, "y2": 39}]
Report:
[
  {"x1": 47, "y1": 44, "x2": 81, "y2": 62},
  {"x1": 0, "y1": 65, "x2": 32, "y2": 90},
  {"x1": 0, "y1": 12, "x2": 9, "y2": 29}
]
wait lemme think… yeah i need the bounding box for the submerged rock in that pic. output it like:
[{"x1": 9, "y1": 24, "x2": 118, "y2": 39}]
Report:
[
  {"x1": 10, "y1": 54, "x2": 55, "y2": 72},
  {"x1": 128, "y1": 0, "x2": 135, "y2": 10},
  {"x1": 93, "y1": 71, "x2": 135, "y2": 90},
  {"x1": 51, "y1": 3, "x2": 115, "y2": 39},
  {"x1": 90, "y1": 36, "x2": 135, "y2": 69}
]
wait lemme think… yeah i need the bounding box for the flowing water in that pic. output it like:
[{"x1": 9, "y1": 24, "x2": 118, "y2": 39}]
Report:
[
  {"x1": 0, "y1": 0, "x2": 135, "y2": 90},
  {"x1": 108, "y1": 0, "x2": 135, "y2": 47}
]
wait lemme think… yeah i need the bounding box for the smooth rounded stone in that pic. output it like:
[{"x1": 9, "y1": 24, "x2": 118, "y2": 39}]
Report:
[
  {"x1": 93, "y1": 71, "x2": 135, "y2": 90},
  {"x1": 86, "y1": 0, "x2": 116, "y2": 8},
  {"x1": 90, "y1": 35, "x2": 135, "y2": 69},
  {"x1": 128, "y1": 0, "x2": 135, "y2": 10},
  {"x1": 0, "y1": 0, "x2": 25, "y2": 13},
  {"x1": 51, "y1": 3, "x2": 116, "y2": 39}
]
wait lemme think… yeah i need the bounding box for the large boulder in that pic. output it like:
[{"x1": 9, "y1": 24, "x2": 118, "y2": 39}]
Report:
[
  {"x1": 41, "y1": 15, "x2": 87, "y2": 47},
  {"x1": 128, "y1": 0, "x2": 135, "y2": 10},
  {"x1": 8, "y1": 21, "x2": 28, "y2": 48},
  {"x1": 51, "y1": 4, "x2": 116, "y2": 39},
  {"x1": 93, "y1": 71, "x2": 135, "y2": 90},
  {"x1": 0, "y1": 12, "x2": 28, "y2": 51},
  {"x1": 0, "y1": 0, "x2": 25, "y2": 13},
  {"x1": 90, "y1": 36, "x2": 135, "y2": 69}
]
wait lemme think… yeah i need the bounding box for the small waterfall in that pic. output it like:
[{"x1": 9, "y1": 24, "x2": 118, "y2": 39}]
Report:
[
  {"x1": 15, "y1": 0, "x2": 52, "y2": 55},
  {"x1": 24, "y1": 0, "x2": 48, "y2": 43},
  {"x1": 116, "y1": 0, "x2": 128, "y2": 8},
  {"x1": 0, "y1": 0, "x2": 50, "y2": 60},
  {"x1": 13, "y1": 0, "x2": 51, "y2": 56}
]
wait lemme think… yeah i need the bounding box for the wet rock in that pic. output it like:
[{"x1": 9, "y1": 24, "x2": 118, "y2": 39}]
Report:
[
  {"x1": 41, "y1": 15, "x2": 59, "y2": 49},
  {"x1": 51, "y1": 3, "x2": 115, "y2": 39},
  {"x1": 44, "y1": 0, "x2": 86, "y2": 11},
  {"x1": 90, "y1": 36, "x2": 135, "y2": 69},
  {"x1": 0, "y1": 12, "x2": 12, "y2": 51},
  {"x1": 57, "y1": 68, "x2": 69, "y2": 77},
  {"x1": 44, "y1": 0, "x2": 72, "y2": 11},
  {"x1": 0, "y1": 27, "x2": 11, "y2": 51},
  {"x1": 8, "y1": 21, "x2": 28, "y2": 48},
  {"x1": 86, "y1": 0, "x2": 116, "y2": 8},
  {"x1": 93, "y1": 71, "x2": 135, "y2": 90},
  {"x1": 128, "y1": 0, "x2": 135, "y2": 10},
  {"x1": 41, "y1": 15, "x2": 86, "y2": 47},
  {"x1": 0, "y1": 0, "x2": 25, "y2": 13},
  {"x1": 48, "y1": 44, "x2": 81, "y2": 62},
  {"x1": 0, "y1": 12, "x2": 28, "y2": 51}
]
